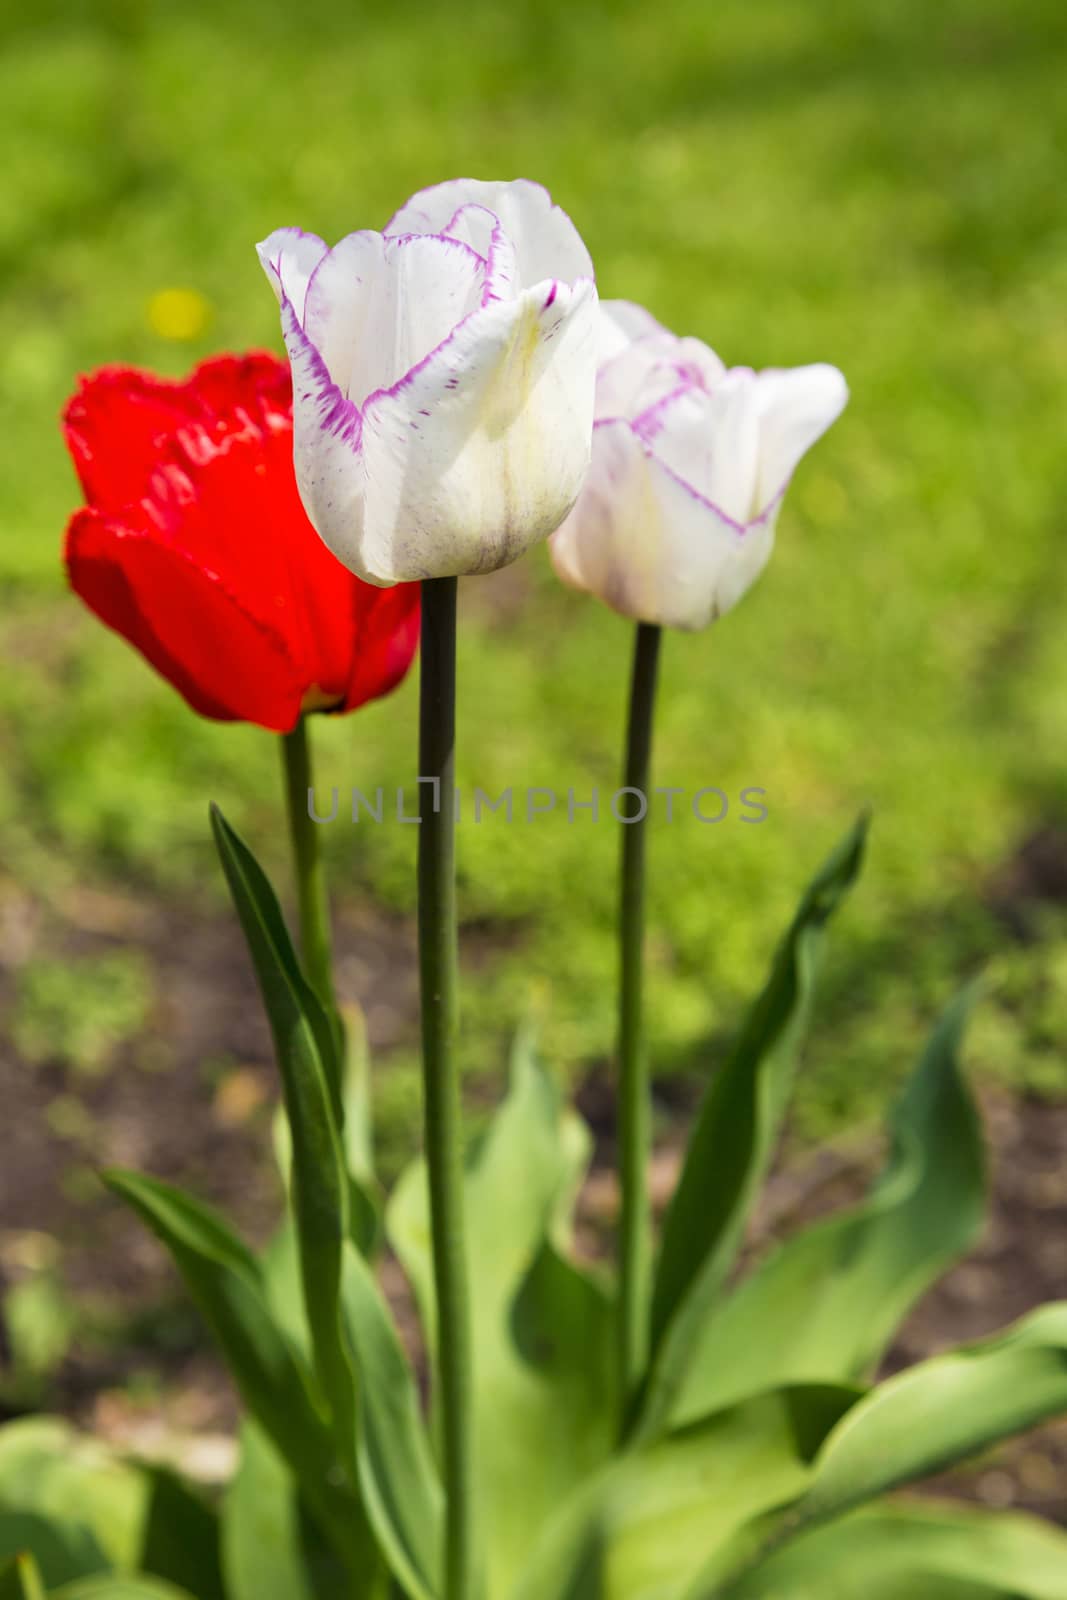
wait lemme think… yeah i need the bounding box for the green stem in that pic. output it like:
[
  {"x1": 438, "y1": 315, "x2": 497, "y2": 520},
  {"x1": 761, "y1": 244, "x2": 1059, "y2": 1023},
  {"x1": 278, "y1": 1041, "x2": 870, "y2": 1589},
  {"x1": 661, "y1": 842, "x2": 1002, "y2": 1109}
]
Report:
[
  {"x1": 281, "y1": 716, "x2": 337, "y2": 1013},
  {"x1": 417, "y1": 577, "x2": 475, "y2": 1600},
  {"x1": 617, "y1": 620, "x2": 662, "y2": 1428}
]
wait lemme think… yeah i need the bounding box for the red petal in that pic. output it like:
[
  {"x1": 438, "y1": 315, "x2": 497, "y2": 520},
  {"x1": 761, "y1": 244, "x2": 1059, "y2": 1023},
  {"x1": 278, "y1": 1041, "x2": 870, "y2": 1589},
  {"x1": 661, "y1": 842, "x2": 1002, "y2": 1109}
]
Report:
[
  {"x1": 343, "y1": 581, "x2": 421, "y2": 712},
  {"x1": 62, "y1": 352, "x2": 291, "y2": 511},
  {"x1": 66, "y1": 507, "x2": 306, "y2": 731},
  {"x1": 62, "y1": 351, "x2": 419, "y2": 729}
]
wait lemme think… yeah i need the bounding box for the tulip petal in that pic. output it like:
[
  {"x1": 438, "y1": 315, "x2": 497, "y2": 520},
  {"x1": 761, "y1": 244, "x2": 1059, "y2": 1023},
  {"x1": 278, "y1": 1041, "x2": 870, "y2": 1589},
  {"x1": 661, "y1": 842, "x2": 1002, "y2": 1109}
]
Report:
[
  {"x1": 62, "y1": 354, "x2": 289, "y2": 510},
  {"x1": 754, "y1": 363, "x2": 849, "y2": 509},
  {"x1": 257, "y1": 227, "x2": 329, "y2": 321},
  {"x1": 384, "y1": 177, "x2": 594, "y2": 288},
  {"x1": 66, "y1": 507, "x2": 308, "y2": 730},
  {"x1": 304, "y1": 232, "x2": 487, "y2": 405},
  {"x1": 550, "y1": 420, "x2": 775, "y2": 631},
  {"x1": 595, "y1": 302, "x2": 726, "y2": 425},
  {"x1": 354, "y1": 279, "x2": 598, "y2": 583},
  {"x1": 598, "y1": 299, "x2": 668, "y2": 362},
  {"x1": 440, "y1": 204, "x2": 518, "y2": 301},
  {"x1": 637, "y1": 373, "x2": 761, "y2": 525}
]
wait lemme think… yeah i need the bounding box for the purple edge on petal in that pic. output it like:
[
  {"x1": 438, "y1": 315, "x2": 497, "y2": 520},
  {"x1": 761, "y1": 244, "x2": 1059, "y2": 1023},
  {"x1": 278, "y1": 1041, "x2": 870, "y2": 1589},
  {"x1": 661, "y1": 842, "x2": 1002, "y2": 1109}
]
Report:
[
  {"x1": 593, "y1": 414, "x2": 786, "y2": 539},
  {"x1": 263, "y1": 207, "x2": 594, "y2": 437}
]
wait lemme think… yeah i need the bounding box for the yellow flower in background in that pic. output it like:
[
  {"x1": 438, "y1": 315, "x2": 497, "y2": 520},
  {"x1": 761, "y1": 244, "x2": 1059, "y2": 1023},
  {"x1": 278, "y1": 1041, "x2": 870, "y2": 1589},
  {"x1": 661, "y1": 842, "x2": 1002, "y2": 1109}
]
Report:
[{"x1": 147, "y1": 287, "x2": 213, "y2": 341}]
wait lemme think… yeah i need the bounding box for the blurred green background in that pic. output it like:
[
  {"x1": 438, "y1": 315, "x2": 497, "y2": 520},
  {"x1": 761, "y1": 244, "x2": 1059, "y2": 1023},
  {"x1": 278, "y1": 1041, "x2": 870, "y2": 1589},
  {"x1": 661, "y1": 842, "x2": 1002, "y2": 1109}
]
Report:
[{"x1": 1, "y1": 0, "x2": 1066, "y2": 1215}]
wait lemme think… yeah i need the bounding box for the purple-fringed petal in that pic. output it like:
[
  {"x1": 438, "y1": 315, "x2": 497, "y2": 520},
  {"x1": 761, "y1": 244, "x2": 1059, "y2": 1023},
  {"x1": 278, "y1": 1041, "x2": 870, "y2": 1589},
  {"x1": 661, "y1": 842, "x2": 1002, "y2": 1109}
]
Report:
[
  {"x1": 440, "y1": 204, "x2": 518, "y2": 302},
  {"x1": 256, "y1": 228, "x2": 329, "y2": 322},
  {"x1": 384, "y1": 178, "x2": 594, "y2": 289},
  {"x1": 594, "y1": 302, "x2": 727, "y2": 423},
  {"x1": 355, "y1": 277, "x2": 598, "y2": 583},
  {"x1": 276, "y1": 294, "x2": 370, "y2": 580},
  {"x1": 303, "y1": 231, "x2": 487, "y2": 406},
  {"x1": 598, "y1": 299, "x2": 669, "y2": 363},
  {"x1": 753, "y1": 363, "x2": 849, "y2": 511},
  {"x1": 639, "y1": 373, "x2": 762, "y2": 525},
  {"x1": 550, "y1": 420, "x2": 776, "y2": 631}
]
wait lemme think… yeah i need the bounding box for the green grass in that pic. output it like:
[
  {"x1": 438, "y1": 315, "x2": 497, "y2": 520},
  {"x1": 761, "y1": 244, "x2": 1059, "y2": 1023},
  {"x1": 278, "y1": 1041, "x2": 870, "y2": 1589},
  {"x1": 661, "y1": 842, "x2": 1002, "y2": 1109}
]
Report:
[{"x1": 2, "y1": 0, "x2": 1066, "y2": 1146}]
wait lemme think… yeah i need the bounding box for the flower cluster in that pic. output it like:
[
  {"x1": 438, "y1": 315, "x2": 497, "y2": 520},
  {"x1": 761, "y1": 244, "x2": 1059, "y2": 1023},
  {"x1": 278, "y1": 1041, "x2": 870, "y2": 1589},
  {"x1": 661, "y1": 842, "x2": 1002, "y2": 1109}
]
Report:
[{"x1": 63, "y1": 177, "x2": 846, "y2": 717}]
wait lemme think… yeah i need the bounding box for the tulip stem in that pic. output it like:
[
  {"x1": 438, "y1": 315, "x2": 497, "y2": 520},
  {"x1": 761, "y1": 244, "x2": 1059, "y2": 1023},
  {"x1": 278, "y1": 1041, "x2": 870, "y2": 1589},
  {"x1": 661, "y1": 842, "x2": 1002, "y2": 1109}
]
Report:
[
  {"x1": 281, "y1": 716, "x2": 336, "y2": 1014},
  {"x1": 417, "y1": 576, "x2": 475, "y2": 1600},
  {"x1": 617, "y1": 620, "x2": 662, "y2": 1428}
]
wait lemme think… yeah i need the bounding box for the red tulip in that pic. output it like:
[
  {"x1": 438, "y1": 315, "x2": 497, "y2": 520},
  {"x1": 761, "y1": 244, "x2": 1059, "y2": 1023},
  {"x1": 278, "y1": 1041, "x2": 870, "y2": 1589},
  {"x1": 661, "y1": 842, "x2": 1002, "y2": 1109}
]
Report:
[{"x1": 62, "y1": 352, "x2": 420, "y2": 732}]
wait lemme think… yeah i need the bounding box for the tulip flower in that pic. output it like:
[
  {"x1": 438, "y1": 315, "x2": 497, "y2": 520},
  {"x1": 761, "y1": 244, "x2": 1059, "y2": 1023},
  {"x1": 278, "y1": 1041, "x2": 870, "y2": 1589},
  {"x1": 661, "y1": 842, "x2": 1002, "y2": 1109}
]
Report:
[
  {"x1": 550, "y1": 301, "x2": 848, "y2": 632},
  {"x1": 257, "y1": 178, "x2": 599, "y2": 586},
  {"x1": 63, "y1": 353, "x2": 420, "y2": 732}
]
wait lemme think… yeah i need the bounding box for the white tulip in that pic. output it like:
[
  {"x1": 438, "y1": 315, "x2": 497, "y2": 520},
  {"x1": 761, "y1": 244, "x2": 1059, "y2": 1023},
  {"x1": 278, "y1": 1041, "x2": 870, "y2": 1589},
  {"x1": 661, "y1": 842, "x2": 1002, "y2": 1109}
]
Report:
[
  {"x1": 550, "y1": 301, "x2": 848, "y2": 630},
  {"x1": 258, "y1": 179, "x2": 598, "y2": 586}
]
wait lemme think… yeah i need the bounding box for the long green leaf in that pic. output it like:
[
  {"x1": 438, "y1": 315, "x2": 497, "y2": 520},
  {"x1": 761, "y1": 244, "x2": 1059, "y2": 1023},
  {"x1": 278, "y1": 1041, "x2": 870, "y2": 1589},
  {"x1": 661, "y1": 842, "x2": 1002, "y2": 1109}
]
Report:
[
  {"x1": 210, "y1": 807, "x2": 353, "y2": 1454},
  {"x1": 705, "y1": 1302, "x2": 1067, "y2": 1591},
  {"x1": 222, "y1": 1423, "x2": 359, "y2": 1600},
  {"x1": 102, "y1": 1170, "x2": 375, "y2": 1576},
  {"x1": 0, "y1": 1555, "x2": 45, "y2": 1600},
  {"x1": 51, "y1": 1581, "x2": 197, "y2": 1600},
  {"x1": 338, "y1": 1245, "x2": 442, "y2": 1600},
  {"x1": 339, "y1": 1004, "x2": 384, "y2": 1256},
  {"x1": 668, "y1": 987, "x2": 984, "y2": 1427},
  {"x1": 138, "y1": 1468, "x2": 224, "y2": 1600},
  {"x1": 717, "y1": 1501, "x2": 1067, "y2": 1600},
  {"x1": 512, "y1": 1386, "x2": 857, "y2": 1600},
  {"x1": 638, "y1": 819, "x2": 868, "y2": 1441},
  {"x1": 388, "y1": 1033, "x2": 615, "y2": 1594}
]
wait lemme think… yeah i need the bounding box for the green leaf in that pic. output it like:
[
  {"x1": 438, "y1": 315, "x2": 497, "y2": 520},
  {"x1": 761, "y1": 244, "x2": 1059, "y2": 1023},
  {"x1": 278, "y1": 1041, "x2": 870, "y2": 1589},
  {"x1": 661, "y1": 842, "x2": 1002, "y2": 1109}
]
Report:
[
  {"x1": 210, "y1": 805, "x2": 352, "y2": 1438},
  {"x1": 338, "y1": 1245, "x2": 442, "y2": 1600},
  {"x1": 639, "y1": 819, "x2": 868, "y2": 1442},
  {"x1": 210, "y1": 805, "x2": 342, "y2": 1126},
  {"x1": 668, "y1": 987, "x2": 985, "y2": 1427},
  {"x1": 51, "y1": 1580, "x2": 198, "y2": 1599},
  {"x1": 0, "y1": 1517, "x2": 103, "y2": 1593},
  {"x1": 0, "y1": 1420, "x2": 221, "y2": 1598},
  {"x1": 0, "y1": 1554, "x2": 45, "y2": 1600},
  {"x1": 715, "y1": 1501, "x2": 1067, "y2": 1600},
  {"x1": 388, "y1": 1032, "x2": 615, "y2": 1594},
  {"x1": 706, "y1": 1302, "x2": 1067, "y2": 1591},
  {"x1": 513, "y1": 1386, "x2": 856, "y2": 1600},
  {"x1": 339, "y1": 1005, "x2": 384, "y2": 1257},
  {"x1": 0, "y1": 1418, "x2": 143, "y2": 1574},
  {"x1": 222, "y1": 1423, "x2": 358, "y2": 1600},
  {"x1": 138, "y1": 1468, "x2": 224, "y2": 1600},
  {"x1": 102, "y1": 1170, "x2": 375, "y2": 1576}
]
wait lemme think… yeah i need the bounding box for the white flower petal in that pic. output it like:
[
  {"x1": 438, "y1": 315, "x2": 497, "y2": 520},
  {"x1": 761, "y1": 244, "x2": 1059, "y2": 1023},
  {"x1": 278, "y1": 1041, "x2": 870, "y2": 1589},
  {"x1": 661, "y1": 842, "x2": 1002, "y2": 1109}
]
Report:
[
  {"x1": 595, "y1": 303, "x2": 726, "y2": 424},
  {"x1": 753, "y1": 363, "x2": 849, "y2": 510},
  {"x1": 277, "y1": 296, "x2": 369, "y2": 580},
  {"x1": 384, "y1": 178, "x2": 593, "y2": 289},
  {"x1": 702, "y1": 371, "x2": 762, "y2": 524},
  {"x1": 355, "y1": 279, "x2": 599, "y2": 583},
  {"x1": 439, "y1": 204, "x2": 519, "y2": 301},
  {"x1": 550, "y1": 421, "x2": 775, "y2": 631},
  {"x1": 304, "y1": 232, "x2": 486, "y2": 405},
  {"x1": 598, "y1": 299, "x2": 667, "y2": 362},
  {"x1": 256, "y1": 228, "x2": 328, "y2": 322},
  {"x1": 674, "y1": 336, "x2": 728, "y2": 392},
  {"x1": 638, "y1": 372, "x2": 761, "y2": 524}
]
